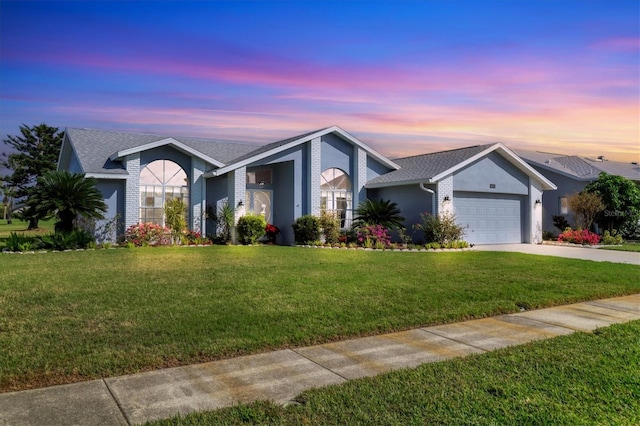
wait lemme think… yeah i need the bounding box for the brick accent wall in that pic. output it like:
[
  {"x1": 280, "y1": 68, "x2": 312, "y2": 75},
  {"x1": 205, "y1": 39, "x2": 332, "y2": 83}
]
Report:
[
  {"x1": 355, "y1": 147, "x2": 368, "y2": 204},
  {"x1": 309, "y1": 137, "x2": 321, "y2": 216},
  {"x1": 437, "y1": 174, "x2": 454, "y2": 215},
  {"x1": 191, "y1": 158, "x2": 205, "y2": 233},
  {"x1": 124, "y1": 153, "x2": 140, "y2": 229},
  {"x1": 228, "y1": 166, "x2": 247, "y2": 226},
  {"x1": 529, "y1": 178, "x2": 544, "y2": 243}
]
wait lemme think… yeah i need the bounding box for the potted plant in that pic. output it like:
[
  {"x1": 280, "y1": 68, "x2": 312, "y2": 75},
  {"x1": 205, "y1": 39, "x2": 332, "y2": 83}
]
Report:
[{"x1": 265, "y1": 223, "x2": 280, "y2": 244}]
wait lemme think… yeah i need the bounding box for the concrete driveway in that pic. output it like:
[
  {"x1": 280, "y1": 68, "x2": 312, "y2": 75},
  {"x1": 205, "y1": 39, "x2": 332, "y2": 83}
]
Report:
[{"x1": 474, "y1": 243, "x2": 640, "y2": 265}]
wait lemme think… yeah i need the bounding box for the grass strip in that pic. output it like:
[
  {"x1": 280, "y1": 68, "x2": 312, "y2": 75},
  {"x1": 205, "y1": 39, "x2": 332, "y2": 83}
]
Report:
[
  {"x1": 1, "y1": 246, "x2": 639, "y2": 392},
  {"x1": 150, "y1": 320, "x2": 640, "y2": 425}
]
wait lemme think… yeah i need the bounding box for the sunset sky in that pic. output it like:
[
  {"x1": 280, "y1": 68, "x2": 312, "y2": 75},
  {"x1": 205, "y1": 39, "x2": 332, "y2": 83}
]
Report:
[{"x1": 1, "y1": 1, "x2": 638, "y2": 161}]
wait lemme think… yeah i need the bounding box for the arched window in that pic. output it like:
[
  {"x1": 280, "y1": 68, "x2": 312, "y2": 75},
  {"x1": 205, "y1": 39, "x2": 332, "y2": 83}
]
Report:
[
  {"x1": 320, "y1": 168, "x2": 352, "y2": 228},
  {"x1": 139, "y1": 160, "x2": 188, "y2": 226}
]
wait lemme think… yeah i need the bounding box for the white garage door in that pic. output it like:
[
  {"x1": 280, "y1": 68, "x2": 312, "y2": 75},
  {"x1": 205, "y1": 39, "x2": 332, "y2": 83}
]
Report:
[{"x1": 454, "y1": 192, "x2": 524, "y2": 245}]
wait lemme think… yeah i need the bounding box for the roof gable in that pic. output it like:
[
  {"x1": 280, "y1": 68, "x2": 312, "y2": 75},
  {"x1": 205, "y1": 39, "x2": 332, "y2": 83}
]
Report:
[
  {"x1": 207, "y1": 125, "x2": 400, "y2": 177},
  {"x1": 367, "y1": 143, "x2": 556, "y2": 190},
  {"x1": 63, "y1": 128, "x2": 257, "y2": 176}
]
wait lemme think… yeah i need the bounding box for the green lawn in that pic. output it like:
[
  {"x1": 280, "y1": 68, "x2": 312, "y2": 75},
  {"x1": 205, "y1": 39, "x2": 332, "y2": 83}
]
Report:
[
  {"x1": 0, "y1": 219, "x2": 55, "y2": 246},
  {"x1": 150, "y1": 320, "x2": 640, "y2": 425},
  {"x1": 600, "y1": 242, "x2": 640, "y2": 252},
  {"x1": 1, "y1": 246, "x2": 639, "y2": 393}
]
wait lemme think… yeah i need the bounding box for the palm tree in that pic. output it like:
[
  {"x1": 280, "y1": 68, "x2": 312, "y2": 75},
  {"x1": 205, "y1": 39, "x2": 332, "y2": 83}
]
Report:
[
  {"x1": 36, "y1": 171, "x2": 107, "y2": 233},
  {"x1": 353, "y1": 198, "x2": 405, "y2": 230}
]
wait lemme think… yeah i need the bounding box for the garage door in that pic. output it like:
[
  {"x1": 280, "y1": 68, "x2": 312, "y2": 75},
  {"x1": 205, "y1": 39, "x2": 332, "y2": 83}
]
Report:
[{"x1": 454, "y1": 192, "x2": 524, "y2": 245}]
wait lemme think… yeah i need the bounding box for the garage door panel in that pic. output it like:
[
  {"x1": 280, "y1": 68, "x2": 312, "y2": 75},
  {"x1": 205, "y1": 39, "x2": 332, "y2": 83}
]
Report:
[{"x1": 454, "y1": 192, "x2": 523, "y2": 245}]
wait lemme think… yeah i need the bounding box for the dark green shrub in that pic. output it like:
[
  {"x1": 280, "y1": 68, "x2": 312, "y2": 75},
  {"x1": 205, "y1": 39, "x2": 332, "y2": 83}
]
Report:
[
  {"x1": 4, "y1": 232, "x2": 37, "y2": 252},
  {"x1": 292, "y1": 215, "x2": 321, "y2": 244},
  {"x1": 552, "y1": 215, "x2": 570, "y2": 232},
  {"x1": 353, "y1": 199, "x2": 405, "y2": 230},
  {"x1": 236, "y1": 214, "x2": 266, "y2": 244},
  {"x1": 319, "y1": 210, "x2": 340, "y2": 244},
  {"x1": 38, "y1": 229, "x2": 95, "y2": 250}
]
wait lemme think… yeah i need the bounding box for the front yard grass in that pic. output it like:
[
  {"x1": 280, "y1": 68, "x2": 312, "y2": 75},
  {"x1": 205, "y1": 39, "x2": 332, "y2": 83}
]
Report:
[
  {"x1": 151, "y1": 320, "x2": 640, "y2": 425},
  {"x1": 600, "y1": 242, "x2": 640, "y2": 252},
  {"x1": 1, "y1": 246, "x2": 639, "y2": 393}
]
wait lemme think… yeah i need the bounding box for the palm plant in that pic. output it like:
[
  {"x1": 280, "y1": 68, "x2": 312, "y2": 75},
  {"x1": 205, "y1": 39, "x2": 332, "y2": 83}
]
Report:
[
  {"x1": 36, "y1": 171, "x2": 107, "y2": 233},
  {"x1": 353, "y1": 198, "x2": 405, "y2": 230}
]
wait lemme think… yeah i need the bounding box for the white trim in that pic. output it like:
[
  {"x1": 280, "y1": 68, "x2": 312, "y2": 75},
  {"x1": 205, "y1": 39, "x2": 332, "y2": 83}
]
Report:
[
  {"x1": 109, "y1": 137, "x2": 225, "y2": 168},
  {"x1": 85, "y1": 173, "x2": 128, "y2": 179},
  {"x1": 205, "y1": 126, "x2": 400, "y2": 178}
]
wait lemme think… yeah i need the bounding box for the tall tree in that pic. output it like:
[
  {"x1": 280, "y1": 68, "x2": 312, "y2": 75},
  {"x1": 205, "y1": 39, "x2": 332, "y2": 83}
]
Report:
[{"x1": 0, "y1": 124, "x2": 64, "y2": 229}]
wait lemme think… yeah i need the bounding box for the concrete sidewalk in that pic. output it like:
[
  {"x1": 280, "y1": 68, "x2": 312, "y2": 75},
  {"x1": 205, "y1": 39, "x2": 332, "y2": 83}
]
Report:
[{"x1": 1, "y1": 294, "x2": 639, "y2": 426}]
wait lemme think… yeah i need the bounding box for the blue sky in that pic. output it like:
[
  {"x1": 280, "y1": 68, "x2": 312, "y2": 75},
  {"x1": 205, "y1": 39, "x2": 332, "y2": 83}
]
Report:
[{"x1": 1, "y1": 1, "x2": 638, "y2": 160}]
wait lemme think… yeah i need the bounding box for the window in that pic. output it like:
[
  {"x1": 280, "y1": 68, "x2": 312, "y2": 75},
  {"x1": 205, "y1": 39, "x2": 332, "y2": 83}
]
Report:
[
  {"x1": 320, "y1": 168, "x2": 352, "y2": 228},
  {"x1": 247, "y1": 169, "x2": 272, "y2": 185},
  {"x1": 139, "y1": 160, "x2": 188, "y2": 226},
  {"x1": 559, "y1": 196, "x2": 568, "y2": 215}
]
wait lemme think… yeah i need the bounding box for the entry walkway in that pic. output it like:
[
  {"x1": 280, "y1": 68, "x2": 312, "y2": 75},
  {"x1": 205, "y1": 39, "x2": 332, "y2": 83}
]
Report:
[{"x1": 1, "y1": 294, "x2": 639, "y2": 425}]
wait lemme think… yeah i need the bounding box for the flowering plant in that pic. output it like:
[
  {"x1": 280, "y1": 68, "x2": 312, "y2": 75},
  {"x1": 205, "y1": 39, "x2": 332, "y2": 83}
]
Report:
[
  {"x1": 184, "y1": 230, "x2": 209, "y2": 245},
  {"x1": 265, "y1": 223, "x2": 280, "y2": 243},
  {"x1": 265, "y1": 224, "x2": 280, "y2": 237},
  {"x1": 357, "y1": 224, "x2": 391, "y2": 248},
  {"x1": 558, "y1": 229, "x2": 601, "y2": 245},
  {"x1": 124, "y1": 222, "x2": 171, "y2": 246}
]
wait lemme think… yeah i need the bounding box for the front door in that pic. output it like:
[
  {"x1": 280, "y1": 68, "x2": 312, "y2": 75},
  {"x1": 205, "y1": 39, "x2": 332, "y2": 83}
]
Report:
[{"x1": 246, "y1": 189, "x2": 273, "y2": 223}]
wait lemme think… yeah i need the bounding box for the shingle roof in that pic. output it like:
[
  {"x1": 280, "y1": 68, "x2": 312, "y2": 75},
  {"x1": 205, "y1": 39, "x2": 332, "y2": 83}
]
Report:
[
  {"x1": 516, "y1": 149, "x2": 640, "y2": 182},
  {"x1": 65, "y1": 128, "x2": 257, "y2": 175},
  {"x1": 366, "y1": 144, "x2": 493, "y2": 186},
  {"x1": 227, "y1": 127, "x2": 330, "y2": 164}
]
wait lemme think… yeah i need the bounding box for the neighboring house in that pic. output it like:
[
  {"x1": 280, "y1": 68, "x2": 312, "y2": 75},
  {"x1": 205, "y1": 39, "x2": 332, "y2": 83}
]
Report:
[
  {"x1": 516, "y1": 150, "x2": 640, "y2": 234},
  {"x1": 57, "y1": 126, "x2": 555, "y2": 245}
]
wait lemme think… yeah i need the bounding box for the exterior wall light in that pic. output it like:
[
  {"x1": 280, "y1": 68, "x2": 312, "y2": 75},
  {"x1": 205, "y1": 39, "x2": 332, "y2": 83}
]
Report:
[
  {"x1": 534, "y1": 199, "x2": 541, "y2": 206},
  {"x1": 237, "y1": 200, "x2": 244, "y2": 207},
  {"x1": 443, "y1": 196, "x2": 450, "y2": 202}
]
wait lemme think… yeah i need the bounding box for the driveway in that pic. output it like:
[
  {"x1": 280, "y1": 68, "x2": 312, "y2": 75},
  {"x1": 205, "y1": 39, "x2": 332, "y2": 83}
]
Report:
[{"x1": 474, "y1": 244, "x2": 640, "y2": 265}]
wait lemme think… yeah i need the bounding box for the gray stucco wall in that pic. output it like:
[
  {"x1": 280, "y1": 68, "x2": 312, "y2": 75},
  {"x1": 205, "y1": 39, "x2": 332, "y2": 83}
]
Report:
[
  {"x1": 369, "y1": 184, "x2": 435, "y2": 242},
  {"x1": 528, "y1": 166, "x2": 591, "y2": 233},
  {"x1": 95, "y1": 180, "x2": 125, "y2": 241},
  {"x1": 205, "y1": 174, "x2": 228, "y2": 236},
  {"x1": 454, "y1": 152, "x2": 528, "y2": 195},
  {"x1": 321, "y1": 133, "x2": 353, "y2": 175}
]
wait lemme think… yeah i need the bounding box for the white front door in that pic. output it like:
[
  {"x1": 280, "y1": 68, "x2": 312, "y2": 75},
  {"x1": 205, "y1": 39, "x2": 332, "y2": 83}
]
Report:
[{"x1": 246, "y1": 190, "x2": 273, "y2": 223}]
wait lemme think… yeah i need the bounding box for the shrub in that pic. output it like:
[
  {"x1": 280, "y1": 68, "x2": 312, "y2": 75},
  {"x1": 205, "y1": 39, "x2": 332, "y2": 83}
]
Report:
[
  {"x1": 357, "y1": 224, "x2": 391, "y2": 248},
  {"x1": 319, "y1": 210, "x2": 340, "y2": 244},
  {"x1": 292, "y1": 215, "x2": 321, "y2": 244},
  {"x1": 164, "y1": 198, "x2": 187, "y2": 241},
  {"x1": 353, "y1": 199, "x2": 405, "y2": 230},
  {"x1": 264, "y1": 224, "x2": 280, "y2": 243},
  {"x1": 567, "y1": 191, "x2": 605, "y2": 230},
  {"x1": 558, "y1": 229, "x2": 601, "y2": 245},
  {"x1": 236, "y1": 214, "x2": 266, "y2": 245},
  {"x1": 4, "y1": 232, "x2": 36, "y2": 252},
  {"x1": 601, "y1": 230, "x2": 623, "y2": 245},
  {"x1": 38, "y1": 229, "x2": 94, "y2": 250},
  {"x1": 542, "y1": 231, "x2": 557, "y2": 241},
  {"x1": 552, "y1": 215, "x2": 570, "y2": 232},
  {"x1": 415, "y1": 212, "x2": 465, "y2": 245},
  {"x1": 124, "y1": 223, "x2": 171, "y2": 246},
  {"x1": 184, "y1": 230, "x2": 209, "y2": 245}
]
